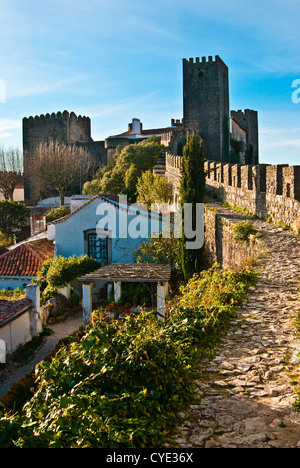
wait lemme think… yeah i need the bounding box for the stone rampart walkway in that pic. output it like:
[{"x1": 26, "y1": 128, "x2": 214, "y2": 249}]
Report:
[{"x1": 173, "y1": 209, "x2": 300, "y2": 448}]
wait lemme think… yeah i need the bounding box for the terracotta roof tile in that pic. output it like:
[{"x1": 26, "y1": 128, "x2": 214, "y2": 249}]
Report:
[
  {"x1": 0, "y1": 239, "x2": 54, "y2": 278},
  {"x1": 0, "y1": 299, "x2": 32, "y2": 326}
]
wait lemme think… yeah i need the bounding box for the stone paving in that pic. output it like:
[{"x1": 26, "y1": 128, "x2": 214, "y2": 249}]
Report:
[{"x1": 173, "y1": 213, "x2": 300, "y2": 448}]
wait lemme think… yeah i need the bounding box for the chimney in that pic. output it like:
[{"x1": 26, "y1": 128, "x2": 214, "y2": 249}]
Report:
[{"x1": 132, "y1": 118, "x2": 142, "y2": 134}]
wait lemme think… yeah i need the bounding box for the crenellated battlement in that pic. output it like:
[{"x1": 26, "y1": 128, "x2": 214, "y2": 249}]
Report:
[
  {"x1": 165, "y1": 155, "x2": 300, "y2": 231},
  {"x1": 23, "y1": 110, "x2": 91, "y2": 125},
  {"x1": 23, "y1": 110, "x2": 95, "y2": 202},
  {"x1": 204, "y1": 160, "x2": 300, "y2": 231},
  {"x1": 183, "y1": 55, "x2": 225, "y2": 65},
  {"x1": 166, "y1": 152, "x2": 182, "y2": 171},
  {"x1": 23, "y1": 110, "x2": 92, "y2": 150}
]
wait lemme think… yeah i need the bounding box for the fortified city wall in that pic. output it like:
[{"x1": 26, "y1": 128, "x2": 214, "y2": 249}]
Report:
[{"x1": 165, "y1": 153, "x2": 300, "y2": 232}]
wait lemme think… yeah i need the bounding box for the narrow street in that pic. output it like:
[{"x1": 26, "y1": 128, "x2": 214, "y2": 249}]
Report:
[{"x1": 0, "y1": 310, "x2": 83, "y2": 399}]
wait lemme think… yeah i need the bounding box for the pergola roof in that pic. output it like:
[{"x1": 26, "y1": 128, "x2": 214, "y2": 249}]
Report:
[{"x1": 79, "y1": 263, "x2": 171, "y2": 283}]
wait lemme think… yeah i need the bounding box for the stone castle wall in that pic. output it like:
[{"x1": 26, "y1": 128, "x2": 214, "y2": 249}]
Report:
[
  {"x1": 23, "y1": 111, "x2": 106, "y2": 203},
  {"x1": 23, "y1": 111, "x2": 93, "y2": 152},
  {"x1": 165, "y1": 154, "x2": 300, "y2": 232},
  {"x1": 183, "y1": 56, "x2": 229, "y2": 162},
  {"x1": 204, "y1": 205, "x2": 263, "y2": 270}
]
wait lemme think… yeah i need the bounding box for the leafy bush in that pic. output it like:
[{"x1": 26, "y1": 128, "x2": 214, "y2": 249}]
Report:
[
  {"x1": 46, "y1": 206, "x2": 70, "y2": 224},
  {"x1": 0, "y1": 200, "x2": 29, "y2": 238},
  {"x1": 136, "y1": 171, "x2": 172, "y2": 209},
  {"x1": 0, "y1": 288, "x2": 25, "y2": 300},
  {"x1": 37, "y1": 256, "x2": 99, "y2": 305},
  {"x1": 83, "y1": 137, "x2": 162, "y2": 202},
  {"x1": 119, "y1": 282, "x2": 152, "y2": 306},
  {"x1": 0, "y1": 264, "x2": 258, "y2": 448}
]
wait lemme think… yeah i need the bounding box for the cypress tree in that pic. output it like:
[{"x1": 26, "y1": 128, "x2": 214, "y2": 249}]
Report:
[{"x1": 179, "y1": 132, "x2": 206, "y2": 281}]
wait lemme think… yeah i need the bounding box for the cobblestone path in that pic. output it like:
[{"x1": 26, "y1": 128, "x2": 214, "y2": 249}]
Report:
[{"x1": 173, "y1": 214, "x2": 300, "y2": 448}]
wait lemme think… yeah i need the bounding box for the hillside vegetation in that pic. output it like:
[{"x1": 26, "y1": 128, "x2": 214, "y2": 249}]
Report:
[{"x1": 0, "y1": 264, "x2": 258, "y2": 448}]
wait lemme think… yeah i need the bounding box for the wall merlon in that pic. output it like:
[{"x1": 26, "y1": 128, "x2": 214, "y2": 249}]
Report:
[
  {"x1": 183, "y1": 55, "x2": 224, "y2": 65},
  {"x1": 23, "y1": 111, "x2": 91, "y2": 125},
  {"x1": 171, "y1": 156, "x2": 300, "y2": 229},
  {"x1": 202, "y1": 160, "x2": 300, "y2": 230}
]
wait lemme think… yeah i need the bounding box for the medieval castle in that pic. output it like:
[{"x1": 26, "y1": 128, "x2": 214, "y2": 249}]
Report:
[
  {"x1": 23, "y1": 55, "x2": 258, "y2": 202},
  {"x1": 22, "y1": 55, "x2": 300, "y2": 232}
]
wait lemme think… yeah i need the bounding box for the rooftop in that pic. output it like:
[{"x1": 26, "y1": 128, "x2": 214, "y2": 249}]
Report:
[
  {"x1": 0, "y1": 238, "x2": 54, "y2": 278},
  {"x1": 0, "y1": 298, "x2": 32, "y2": 326},
  {"x1": 0, "y1": 247, "x2": 8, "y2": 257},
  {"x1": 49, "y1": 193, "x2": 158, "y2": 226},
  {"x1": 79, "y1": 263, "x2": 172, "y2": 283}
]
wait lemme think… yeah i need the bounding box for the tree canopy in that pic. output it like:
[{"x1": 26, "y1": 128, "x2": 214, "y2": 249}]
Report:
[
  {"x1": 136, "y1": 170, "x2": 171, "y2": 209},
  {"x1": 82, "y1": 137, "x2": 163, "y2": 202},
  {"x1": 33, "y1": 141, "x2": 94, "y2": 206},
  {"x1": 0, "y1": 148, "x2": 23, "y2": 201},
  {"x1": 179, "y1": 132, "x2": 206, "y2": 281},
  {"x1": 0, "y1": 200, "x2": 29, "y2": 242}
]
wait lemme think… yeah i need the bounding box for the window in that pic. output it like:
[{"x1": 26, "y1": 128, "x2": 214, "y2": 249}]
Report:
[{"x1": 88, "y1": 233, "x2": 108, "y2": 262}]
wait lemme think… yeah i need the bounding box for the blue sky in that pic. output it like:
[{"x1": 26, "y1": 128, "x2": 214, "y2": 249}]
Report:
[{"x1": 0, "y1": 0, "x2": 299, "y2": 165}]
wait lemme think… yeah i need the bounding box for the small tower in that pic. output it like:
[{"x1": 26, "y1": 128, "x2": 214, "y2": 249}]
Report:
[
  {"x1": 183, "y1": 56, "x2": 230, "y2": 162},
  {"x1": 231, "y1": 109, "x2": 259, "y2": 164},
  {"x1": 23, "y1": 111, "x2": 93, "y2": 203}
]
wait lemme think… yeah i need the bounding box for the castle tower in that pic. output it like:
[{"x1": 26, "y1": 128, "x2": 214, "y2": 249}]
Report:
[
  {"x1": 183, "y1": 56, "x2": 230, "y2": 162},
  {"x1": 231, "y1": 109, "x2": 259, "y2": 164},
  {"x1": 23, "y1": 111, "x2": 94, "y2": 202}
]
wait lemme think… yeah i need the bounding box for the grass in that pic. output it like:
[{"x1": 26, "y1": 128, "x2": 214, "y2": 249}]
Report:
[{"x1": 233, "y1": 220, "x2": 259, "y2": 243}]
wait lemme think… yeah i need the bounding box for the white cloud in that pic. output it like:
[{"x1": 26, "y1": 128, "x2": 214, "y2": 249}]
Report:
[
  {"x1": 0, "y1": 119, "x2": 22, "y2": 142},
  {"x1": 259, "y1": 124, "x2": 300, "y2": 165},
  {"x1": 6, "y1": 74, "x2": 89, "y2": 100},
  {"x1": 0, "y1": 119, "x2": 21, "y2": 132}
]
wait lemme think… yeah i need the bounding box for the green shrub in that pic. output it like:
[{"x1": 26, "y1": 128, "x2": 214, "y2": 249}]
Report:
[
  {"x1": 0, "y1": 264, "x2": 258, "y2": 448},
  {"x1": 46, "y1": 206, "x2": 71, "y2": 224},
  {"x1": 119, "y1": 283, "x2": 152, "y2": 306},
  {"x1": 37, "y1": 256, "x2": 99, "y2": 304},
  {"x1": 233, "y1": 220, "x2": 258, "y2": 243},
  {"x1": 0, "y1": 289, "x2": 25, "y2": 300}
]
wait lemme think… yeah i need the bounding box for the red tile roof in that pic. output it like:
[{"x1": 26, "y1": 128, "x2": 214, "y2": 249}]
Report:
[
  {"x1": 0, "y1": 299, "x2": 32, "y2": 326},
  {"x1": 0, "y1": 239, "x2": 54, "y2": 278},
  {"x1": 0, "y1": 247, "x2": 8, "y2": 257}
]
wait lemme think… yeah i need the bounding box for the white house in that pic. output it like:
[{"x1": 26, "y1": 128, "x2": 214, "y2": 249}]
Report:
[
  {"x1": 47, "y1": 194, "x2": 163, "y2": 264},
  {"x1": 0, "y1": 284, "x2": 42, "y2": 355}
]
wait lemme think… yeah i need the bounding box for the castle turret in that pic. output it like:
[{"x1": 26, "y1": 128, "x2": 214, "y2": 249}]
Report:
[
  {"x1": 23, "y1": 111, "x2": 98, "y2": 203},
  {"x1": 183, "y1": 56, "x2": 230, "y2": 162}
]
